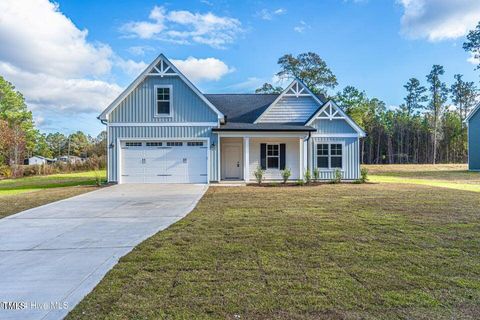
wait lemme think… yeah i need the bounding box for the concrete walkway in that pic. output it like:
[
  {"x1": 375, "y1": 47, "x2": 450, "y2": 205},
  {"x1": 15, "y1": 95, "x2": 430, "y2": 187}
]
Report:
[{"x1": 0, "y1": 184, "x2": 208, "y2": 320}]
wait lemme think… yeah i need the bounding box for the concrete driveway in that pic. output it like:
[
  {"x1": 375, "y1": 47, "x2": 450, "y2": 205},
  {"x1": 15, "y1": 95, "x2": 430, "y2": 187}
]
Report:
[{"x1": 0, "y1": 184, "x2": 207, "y2": 320}]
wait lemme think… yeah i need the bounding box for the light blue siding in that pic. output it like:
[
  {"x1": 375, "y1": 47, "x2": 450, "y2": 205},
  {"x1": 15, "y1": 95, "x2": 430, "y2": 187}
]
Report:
[
  {"x1": 310, "y1": 119, "x2": 357, "y2": 134},
  {"x1": 311, "y1": 137, "x2": 360, "y2": 180},
  {"x1": 110, "y1": 76, "x2": 218, "y2": 123},
  {"x1": 468, "y1": 110, "x2": 480, "y2": 170},
  {"x1": 107, "y1": 126, "x2": 219, "y2": 182},
  {"x1": 259, "y1": 96, "x2": 319, "y2": 123}
]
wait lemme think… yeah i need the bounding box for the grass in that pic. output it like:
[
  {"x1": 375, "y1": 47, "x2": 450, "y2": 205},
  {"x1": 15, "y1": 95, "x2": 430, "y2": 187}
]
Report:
[
  {"x1": 0, "y1": 170, "x2": 106, "y2": 196},
  {"x1": 0, "y1": 170, "x2": 106, "y2": 218},
  {"x1": 0, "y1": 186, "x2": 99, "y2": 219},
  {"x1": 67, "y1": 176, "x2": 480, "y2": 319},
  {"x1": 366, "y1": 164, "x2": 480, "y2": 193}
]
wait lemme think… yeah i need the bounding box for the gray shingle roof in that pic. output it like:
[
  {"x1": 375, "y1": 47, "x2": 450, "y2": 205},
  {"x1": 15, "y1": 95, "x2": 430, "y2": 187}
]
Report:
[
  {"x1": 205, "y1": 93, "x2": 327, "y2": 124},
  {"x1": 204, "y1": 94, "x2": 278, "y2": 123}
]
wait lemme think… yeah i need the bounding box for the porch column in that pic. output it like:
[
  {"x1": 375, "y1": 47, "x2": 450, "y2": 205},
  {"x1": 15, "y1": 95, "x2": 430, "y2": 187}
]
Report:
[
  {"x1": 299, "y1": 138, "x2": 304, "y2": 179},
  {"x1": 243, "y1": 137, "x2": 250, "y2": 182}
]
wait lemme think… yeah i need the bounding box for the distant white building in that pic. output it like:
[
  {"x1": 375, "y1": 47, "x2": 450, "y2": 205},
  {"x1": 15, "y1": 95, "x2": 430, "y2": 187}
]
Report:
[
  {"x1": 56, "y1": 155, "x2": 84, "y2": 164},
  {"x1": 27, "y1": 156, "x2": 55, "y2": 165}
]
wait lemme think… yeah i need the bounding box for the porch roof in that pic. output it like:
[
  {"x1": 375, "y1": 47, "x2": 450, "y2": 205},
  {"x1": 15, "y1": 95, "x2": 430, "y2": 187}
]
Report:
[{"x1": 212, "y1": 122, "x2": 316, "y2": 132}]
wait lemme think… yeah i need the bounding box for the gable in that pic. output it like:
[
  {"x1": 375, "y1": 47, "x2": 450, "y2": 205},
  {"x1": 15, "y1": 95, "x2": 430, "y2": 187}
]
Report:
[
  {"x1": 255, "y1": 79, "x2": 324, "y2": 124},
  {"x1": 110, "y1": 76, "x2": 219, "y2": 123},
  {"x1": 98, "y1": 54, "x2": 223, "y2": 122},
  {"x1": 306, "y1": 101, "x2": 366, "y2": 137},
  {"x1": 466, "y1": 102, "x2": 480, "y2": 124}
]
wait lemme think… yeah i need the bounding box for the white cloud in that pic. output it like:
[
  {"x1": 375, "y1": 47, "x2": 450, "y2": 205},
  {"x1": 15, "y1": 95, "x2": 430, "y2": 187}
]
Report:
[
  {"x1": 397, "y1": 0, "x2": 480, "y2": 41},
  {"x1": 0, "y1": 0, "x2": 113, "y2": 78},
  {"x1": 127, "y1": 45, "x2": 154, "y2": 56},
  {"x1": 115, "y1": 58, "x2": 148, "y2": 77},
  {"x1": 257, "y1": 8, "x2": 286, "y2": 20},
  {"x1": 0, "y1": 61, "x2": 121, "y2": 114},
  {"x1": 171, "y1": 57, "x2": 234, "y2": 82},
  {"x1": 294, "y1": 20, "x2": 309, "y2": 33},
  {"x1": 120, "y1": 6, "x2": 243, "y2": 49},
  {"x1": 0, "y1": 0, "x2": 124, "y2": 125},
  {"x1": 468, "y1": 52, "x2": 480, "y2": 65}
]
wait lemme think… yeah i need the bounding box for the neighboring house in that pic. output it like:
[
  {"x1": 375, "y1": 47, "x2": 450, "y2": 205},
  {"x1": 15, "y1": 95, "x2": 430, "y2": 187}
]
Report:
[
  {"x1": 57, "y1": 155, "x2": 84, "y2": 164},
  {"x1": 98, "y1": 54, "x2": 366, "y2": 184},
  {"x1": 466, "y1": 103, "x2": 480, "y2": 171},
  {"x1": 26, "y1": 156, "x2": 56, "y2": 165}
]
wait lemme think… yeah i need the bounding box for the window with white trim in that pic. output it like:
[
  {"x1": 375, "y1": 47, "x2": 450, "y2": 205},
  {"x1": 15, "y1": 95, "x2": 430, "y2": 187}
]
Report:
[
  {"x1": 166, "y1": 141, "x2": 182, "y2": 147},
  {"x1": 187, "y1": 141, "x2": 203, "y2": 146},
  {"x1": 316, "y1": 143, "x2": 343, "y2": 169},
  {"x1": 126, "y1": 142, "x2": 142, "y2": 147},
  {"x1": 267, "y1": 144, "x2": 280, "y2": 169},
  {"x1": 155, "y1": 86, "x2": 171, "y2": 116},
  {"x1": 146, "y1": 142, "x2": 162, "y2": 146}
]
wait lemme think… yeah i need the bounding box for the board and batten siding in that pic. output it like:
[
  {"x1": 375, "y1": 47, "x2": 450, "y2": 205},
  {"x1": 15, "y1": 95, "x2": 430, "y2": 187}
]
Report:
[
  {"x1": 109, "y1": 76, "x2": 218, "y2": 123},
  {"x1": 258, "y1": 96, "x2": 319, "y2": 123},
  {"x1": 248, "y1": 138, "x2": 301, "y2": 181},
  {"x1": 310, "y1": 119, "x2": 356, "y2": 134},
  {"x1": 107, "y1": 126, "x2": 219, "y2": 182},
  {"x1": 311, "y1": 137, "x2": 360, "y2": 180},
  {"x1": 468, "y1": 109, "x2": 480, "y2": 170}
]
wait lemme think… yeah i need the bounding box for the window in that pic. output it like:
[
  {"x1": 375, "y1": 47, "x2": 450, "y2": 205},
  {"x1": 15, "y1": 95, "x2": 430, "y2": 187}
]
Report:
[
  {"x1": 267, "y1": 144, "x2": 280, "y2": 169},
  {"x1": 167, "y1": 141, "x2": 183, "y2": 147},
  {"x1": 317, "y1": 144, "x2": 329, "y2": 168},
  {"x1": 316, "y1": 143, "x2": 343, "y2": 169},
  {"x1": 155, "y1": 86, "x2": 171, "y2": 116},
  {"x1": 187, "y1": 141, "x2": 203, "y2": 146},
  {"x1": 126, "y1": 142, "x2": 142, "y2": 147},
  {"x1": 146, "y1": 142, "x2": 162, "y2": 147}
]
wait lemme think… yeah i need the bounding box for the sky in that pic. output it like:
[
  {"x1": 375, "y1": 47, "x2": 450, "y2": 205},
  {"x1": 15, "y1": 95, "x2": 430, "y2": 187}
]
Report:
[{"x1": 0, "y1": 0, "x2": 479, "y2": 136}]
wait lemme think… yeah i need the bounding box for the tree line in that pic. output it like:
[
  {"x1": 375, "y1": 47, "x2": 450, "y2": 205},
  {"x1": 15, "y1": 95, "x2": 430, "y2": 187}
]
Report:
[
  {"x1": 256, "y1": 22, "x2": 480, "y2": 164},
  {"x1": 0, "y1": 76, "x2": 106, "y2": 166}
]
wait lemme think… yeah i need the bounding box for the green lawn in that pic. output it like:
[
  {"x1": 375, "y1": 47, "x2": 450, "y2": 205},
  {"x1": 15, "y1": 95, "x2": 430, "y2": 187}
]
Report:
[
  {"x1": 366, "y1": 164, "x2": 480, "y2": 193},
  {"x1": 68, "y1": 172, "x2": 480, "y2": 319},
  {"x1": 0, "y1": 170, "x2": 106, "y2": 196},
  {"x1": 0, "y1": 170, "x2": 106, "y2": 218}
]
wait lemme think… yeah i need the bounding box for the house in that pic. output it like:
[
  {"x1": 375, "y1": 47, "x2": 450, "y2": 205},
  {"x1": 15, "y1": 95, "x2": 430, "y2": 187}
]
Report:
[
  {"x1": 466, "y1": 103, "x2": 480, "y2": 171},
  {"x1": 98, "y1": 54, "x2": 365, "y2": 184},
  {"x1": 57, "y1": 155, "x2": 84, "y2": 164},
  {"x1": 26, "y1": 156, "x2": 55, "y2": 165}
]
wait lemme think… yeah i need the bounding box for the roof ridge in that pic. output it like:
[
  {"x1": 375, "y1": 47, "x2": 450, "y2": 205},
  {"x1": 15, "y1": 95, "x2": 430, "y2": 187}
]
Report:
[{"x1": 204, "y1": 93, "x2": 280, "y2": 95}]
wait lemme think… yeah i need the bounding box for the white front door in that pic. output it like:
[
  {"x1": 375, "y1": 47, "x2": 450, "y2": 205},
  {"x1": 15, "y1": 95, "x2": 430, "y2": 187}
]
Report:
[
  {"x1": 224, "y1": 145, "x2": 242, "y2": 179},
  {"x1": 121, "y1": 141, "x2": 207, "y2": 183}
]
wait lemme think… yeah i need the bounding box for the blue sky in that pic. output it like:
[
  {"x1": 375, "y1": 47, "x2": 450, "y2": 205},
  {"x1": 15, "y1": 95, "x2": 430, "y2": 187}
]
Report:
[{"x1": 0, "y1": 0, "x2": 479, "y2": 136}]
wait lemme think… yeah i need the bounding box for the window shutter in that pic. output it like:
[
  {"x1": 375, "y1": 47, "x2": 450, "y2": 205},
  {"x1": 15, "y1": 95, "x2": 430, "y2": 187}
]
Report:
[
  {"x1": 280, "y1": 143, "x2": 286, "y2": 170},
  {"x1": 260, "y1": 143, "x2": 266, "y2": 170}
]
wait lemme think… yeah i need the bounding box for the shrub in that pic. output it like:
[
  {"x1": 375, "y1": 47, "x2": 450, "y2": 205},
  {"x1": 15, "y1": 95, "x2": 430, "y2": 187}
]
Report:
[
  {"x1": 331, "y1": 169, "x2": 342, "y2": 184},
  {"x1": 281, "y1": 168, "x2": 291, "y2": 184},
  {"x1": 304, "y1": 169, "x2": 312, "y2": 184},
  {"x1": 360, "y1": 167, "x2": 369, "y2": 183},
  {"x1": 254, "y1": 166, "x2": 265, "y2": 184},
  {"x1": 296, "y1": 179, "x2": 304, "y2": 186},
  {"x1": 0, "y1": 165, "x2": 12, "y2": 178},
  {"x1": 313, "y1": 167, "x2": 320, "y2": 182}
]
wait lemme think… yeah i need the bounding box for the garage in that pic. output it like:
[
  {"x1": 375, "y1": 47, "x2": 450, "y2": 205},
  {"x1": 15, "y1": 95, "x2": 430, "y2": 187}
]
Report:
[{"x1": 120, "y1": 140, "x2": 208, "y2": 184}]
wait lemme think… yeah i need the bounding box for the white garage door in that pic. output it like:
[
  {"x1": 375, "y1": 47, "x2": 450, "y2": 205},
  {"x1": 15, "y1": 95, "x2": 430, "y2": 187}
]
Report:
[{"x1": 121, "y1": 141, "x2": 208, "y2": 184}]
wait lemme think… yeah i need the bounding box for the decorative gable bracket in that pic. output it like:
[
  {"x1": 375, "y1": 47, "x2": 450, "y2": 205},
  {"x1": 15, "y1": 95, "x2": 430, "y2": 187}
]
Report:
[
  {"x1": 317, "y1": 103, "x2": 345, "y2": 121},
  {"x1": 148, "y1": 58, "x2": 178, "y2": 77},
  {"x1": 284, "y1": 81, "x2": 310, "y2": 97}
]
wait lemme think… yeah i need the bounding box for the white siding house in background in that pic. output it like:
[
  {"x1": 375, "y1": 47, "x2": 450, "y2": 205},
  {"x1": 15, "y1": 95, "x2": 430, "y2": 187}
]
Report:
[
  {"x1": 27, "y1": 156, "x2": 55, "y2": 165},
  {"x1": 98, "y1": 54, "x2": 366, "y2": 184}
]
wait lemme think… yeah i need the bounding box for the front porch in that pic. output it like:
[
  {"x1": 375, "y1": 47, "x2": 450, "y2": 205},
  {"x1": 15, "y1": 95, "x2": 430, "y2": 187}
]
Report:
[{"x1": 217, "y1": 133, "x2": 310, "y2": 182}]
